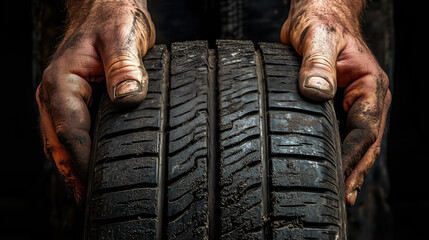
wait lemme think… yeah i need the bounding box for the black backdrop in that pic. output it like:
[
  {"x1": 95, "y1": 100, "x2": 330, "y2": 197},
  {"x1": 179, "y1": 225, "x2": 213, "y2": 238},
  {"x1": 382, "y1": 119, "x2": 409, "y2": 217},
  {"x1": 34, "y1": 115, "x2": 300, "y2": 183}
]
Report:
[{"x1": 0, "y1": 0, "x2": 427, "y2": 239}]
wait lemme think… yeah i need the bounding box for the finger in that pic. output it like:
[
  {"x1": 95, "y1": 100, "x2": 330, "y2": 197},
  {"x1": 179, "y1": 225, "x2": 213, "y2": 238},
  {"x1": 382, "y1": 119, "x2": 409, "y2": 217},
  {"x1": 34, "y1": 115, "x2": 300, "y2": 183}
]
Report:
[
  {"x1": 96, "y1": 9, "x2": 154, "y2": 107},
  {"x1": 341, "y1": 98, "x2": 379, "y2": 179},
  {"x1": 344, "y1": 90, "x2": 391, "y2": 206},
  {"x1": 37, "y1": 69, "x2": 92, "y2": 204},
  {"x1": 341, "y1": 71, "x2": 389, "y2": 176}
]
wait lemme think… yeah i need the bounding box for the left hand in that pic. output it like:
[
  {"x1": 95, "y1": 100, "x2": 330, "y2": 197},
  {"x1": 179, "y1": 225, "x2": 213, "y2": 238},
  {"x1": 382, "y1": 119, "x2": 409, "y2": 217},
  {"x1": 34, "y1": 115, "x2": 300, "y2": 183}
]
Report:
[
  {"x1": 36, "y1": 0, "x2": 156, "y2": 205},
  {"x1": 281, "y1": 0, "x2": 391, "y2": 206}
]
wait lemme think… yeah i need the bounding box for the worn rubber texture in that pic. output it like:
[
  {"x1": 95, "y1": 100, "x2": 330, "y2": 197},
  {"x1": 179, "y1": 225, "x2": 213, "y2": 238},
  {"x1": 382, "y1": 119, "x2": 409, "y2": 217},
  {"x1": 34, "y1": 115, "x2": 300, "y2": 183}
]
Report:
[{"x1": 85, "y1": 40, "x2": 347, "y2": 240}]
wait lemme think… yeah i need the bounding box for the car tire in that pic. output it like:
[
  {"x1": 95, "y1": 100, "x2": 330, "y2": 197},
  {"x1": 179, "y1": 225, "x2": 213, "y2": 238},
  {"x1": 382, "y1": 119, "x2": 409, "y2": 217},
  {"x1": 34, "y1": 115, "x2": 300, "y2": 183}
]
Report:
[{"x1": 84, "y1": 40, "x2": 347, "y2": 240}]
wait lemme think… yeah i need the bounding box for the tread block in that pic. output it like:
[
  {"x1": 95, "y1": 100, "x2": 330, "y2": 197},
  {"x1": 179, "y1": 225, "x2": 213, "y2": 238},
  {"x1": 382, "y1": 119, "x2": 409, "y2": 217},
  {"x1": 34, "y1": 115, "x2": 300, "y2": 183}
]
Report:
[
  {"x1": 89, "y1": 219, "x2": 156, "y2": 240},
  {"x1": 91, "y1": 188, "x2": 157, "y2": 220},
  {"x1": 167, "y1": 41, "x2": 209, "y2": 239},
  {"x1": 270, "y1": 134, "x2": 336, "y2": 163},
  {"x1": 273, "y1": 228, "x2": 340, "y2": 240},
  {"x1": 93, "y1": 157, "x2": 157, "y2": 191},
  {"x1": 272, "y1": 191, "x2": 340, "y2": 225},
  {"x1": 217, "y1": 40, "x2": 264, "y2": 239},
  {"x1": 96, "y1": 131, "x2": 159, "y2": 162},
  {"x1": 271, "y1": 158, "x2": 338, "y2": 194}
]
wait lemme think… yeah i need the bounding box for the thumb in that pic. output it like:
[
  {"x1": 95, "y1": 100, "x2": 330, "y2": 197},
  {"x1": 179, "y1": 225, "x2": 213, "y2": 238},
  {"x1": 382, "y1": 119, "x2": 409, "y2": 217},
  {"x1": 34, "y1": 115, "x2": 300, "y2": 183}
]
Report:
[
  {"x1": 282, "y1": 23, "x2": 345, "y2": 101},
  {"x1": 96, "y1": 21, "x2": 154, "y2": 107},
  {"x1": 104, "y1": 52, "x2": 149, "y2": 107}
]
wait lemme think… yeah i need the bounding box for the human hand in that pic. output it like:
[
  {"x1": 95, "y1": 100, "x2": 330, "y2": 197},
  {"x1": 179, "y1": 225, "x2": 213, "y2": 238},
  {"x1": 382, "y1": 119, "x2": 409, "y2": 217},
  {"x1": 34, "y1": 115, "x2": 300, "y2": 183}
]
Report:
[
  {"x1": 281, "y1": 0, "x2": 391, "y2": 206},
  {"x1": 36, "y1": 0, "x2": 155, "y2": 205}
]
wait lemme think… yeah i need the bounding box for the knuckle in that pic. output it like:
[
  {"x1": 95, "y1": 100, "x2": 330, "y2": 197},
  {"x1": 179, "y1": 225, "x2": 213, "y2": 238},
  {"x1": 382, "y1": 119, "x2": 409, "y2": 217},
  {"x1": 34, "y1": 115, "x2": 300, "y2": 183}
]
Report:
[
  {"x1": 55, "y1": 122, "x2": 90, "y2": 148},
  {"x1": 41, "y1": 64, "x2": 60, "y2": 92},
  {"x1": 366, "y1": 128, "x2": 379, "y2": 145},
  {"x1": 42, "y1": 65, "x2": 54, "y2": 83},
  {"x1": 306, "y1": 53, "x2": 336, "y2": 72},
  {"x1": 374, "y1": 145, "x2": 381, "y2": 158},
  {"x1": 376, "y1": 70, "x2": 389, "y2": 91},
  {"x1": 36, "y1": 65, "x2": 58, "y2": 105},
  {"x1": 107, "y1": 58, "x2": 143, "y2": 77},
  {"x1": 42, "y1": 136, "x2": 65, "y2": 164},
  {"x1": 43, "y1": 142, "x2": 55, "y2": 162},
  {"x1": 385, "y1": 89, "x2": 392, "y2": 105},
  {"x1": 35, "y1": 84, "x2": 45, "y2": 105},
  {"x1": 55, "y1": 123, "x2": 73, "y2": 145},
  {"x1": 358, "y1": 69, "x2": 390, "y2": 101}
]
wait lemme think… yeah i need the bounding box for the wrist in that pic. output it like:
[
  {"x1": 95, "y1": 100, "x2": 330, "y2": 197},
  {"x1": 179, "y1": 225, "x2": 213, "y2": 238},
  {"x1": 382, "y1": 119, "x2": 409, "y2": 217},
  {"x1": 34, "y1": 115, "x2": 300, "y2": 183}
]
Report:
[
  {"x1": 66, "y1": 0, "x2": 148, "y2": 11},
  {"x1": 58, "y1": 0, "x2": 155, "y2": 59},
  {"x1": 289, "y1": 0, "x2": 364, "y2": 34},
  {"x1": 65, "y1": 0, "x2": 149, "y2": 27}
]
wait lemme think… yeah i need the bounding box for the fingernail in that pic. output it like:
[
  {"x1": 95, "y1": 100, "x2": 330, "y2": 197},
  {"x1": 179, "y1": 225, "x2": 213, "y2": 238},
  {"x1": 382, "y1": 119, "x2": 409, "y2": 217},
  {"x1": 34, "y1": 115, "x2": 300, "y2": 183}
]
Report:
[
  {"x1": 304, "y1": 76, "x2": 333, "y2": 93},
  {"x1": 347, "y1": 190, "x2": 358, "y2": 206},
  {"x1": 114, "y1": 80, "x2": 141, "y2": 99}
]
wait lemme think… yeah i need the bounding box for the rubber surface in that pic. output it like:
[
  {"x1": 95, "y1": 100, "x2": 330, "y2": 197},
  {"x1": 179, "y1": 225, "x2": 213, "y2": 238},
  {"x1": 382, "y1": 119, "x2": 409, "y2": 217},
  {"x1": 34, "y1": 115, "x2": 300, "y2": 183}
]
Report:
[{"x1": 85, "y1": 40, "x2": 347, "y2": 240}]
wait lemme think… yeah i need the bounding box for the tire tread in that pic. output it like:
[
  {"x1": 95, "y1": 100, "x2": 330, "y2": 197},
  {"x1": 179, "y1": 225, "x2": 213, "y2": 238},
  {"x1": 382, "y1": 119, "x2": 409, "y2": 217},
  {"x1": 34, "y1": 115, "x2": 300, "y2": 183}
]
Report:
[{"x1": 86, "y1": 41, "x2": 347, "y2": 240}]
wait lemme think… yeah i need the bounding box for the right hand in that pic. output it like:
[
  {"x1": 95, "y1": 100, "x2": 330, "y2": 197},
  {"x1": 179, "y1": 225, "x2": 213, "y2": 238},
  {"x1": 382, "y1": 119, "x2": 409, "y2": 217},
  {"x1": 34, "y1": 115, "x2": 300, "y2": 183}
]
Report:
[
  {"x1": 281, "y1": 0, "x2": 391, "y2": 206},
  {"x1": 35, "y1": 0, "x2": 155, "y2": 205}
]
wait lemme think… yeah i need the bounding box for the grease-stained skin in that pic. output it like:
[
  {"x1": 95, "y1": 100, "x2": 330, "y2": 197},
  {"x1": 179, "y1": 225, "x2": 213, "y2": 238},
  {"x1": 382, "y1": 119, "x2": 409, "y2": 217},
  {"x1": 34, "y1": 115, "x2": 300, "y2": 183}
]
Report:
[
  {"x1": 282, "y1": 0, "x2": 391, "y2": 205},
  {"x1": 36, "y1": 0, "x2": 155, "y2": 205},
  {"x1": 36, "y1": 0, "x2": 390, "y2": 206}
]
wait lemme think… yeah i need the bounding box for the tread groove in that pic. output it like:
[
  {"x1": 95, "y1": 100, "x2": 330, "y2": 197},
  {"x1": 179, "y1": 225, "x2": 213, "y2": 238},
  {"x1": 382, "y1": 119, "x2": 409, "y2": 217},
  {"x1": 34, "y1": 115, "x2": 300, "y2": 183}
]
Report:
[
  {"x1": 156, "y1": 50, "x2": 169, "y2": 240},
  {"x1": 255, "y1": 48, "x2": 272, "y2": 240},
  {"x1": 207, "y1": 48, "x2": 219, "y2": 240}
]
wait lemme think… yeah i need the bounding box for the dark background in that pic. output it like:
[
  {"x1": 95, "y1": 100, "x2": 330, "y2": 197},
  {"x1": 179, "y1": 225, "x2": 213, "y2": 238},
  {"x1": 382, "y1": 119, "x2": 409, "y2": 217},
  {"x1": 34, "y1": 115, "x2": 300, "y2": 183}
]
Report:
[{"x1": 0, "y1": 0, "x2": 427, "y2": 239}]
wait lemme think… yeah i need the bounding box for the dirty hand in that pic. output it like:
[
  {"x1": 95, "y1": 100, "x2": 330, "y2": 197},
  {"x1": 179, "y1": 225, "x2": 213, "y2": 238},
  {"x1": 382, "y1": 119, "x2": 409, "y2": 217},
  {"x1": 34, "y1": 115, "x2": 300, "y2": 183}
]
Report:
[
  {"x1": 36, "y1": 0, "x2": 155, "y2": 205},
  {"x1": 281, "y1": 0, "x2": 391, "y2": 206}
]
